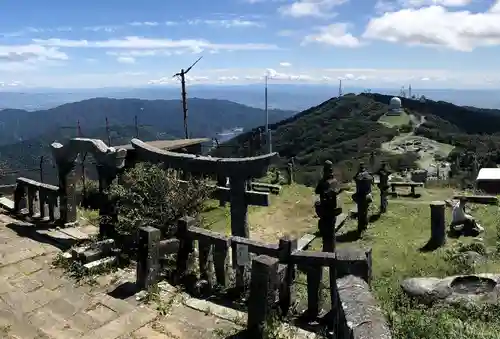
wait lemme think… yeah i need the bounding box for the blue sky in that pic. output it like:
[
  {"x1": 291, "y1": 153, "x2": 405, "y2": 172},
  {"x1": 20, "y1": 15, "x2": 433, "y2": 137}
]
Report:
[{"x1": 0, "y1": 0, "x2": 499, "y2": 89}]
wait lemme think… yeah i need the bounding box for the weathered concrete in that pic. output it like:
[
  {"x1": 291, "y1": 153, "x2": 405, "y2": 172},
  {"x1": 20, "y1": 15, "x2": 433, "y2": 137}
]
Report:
[{"x1": 337, "y1": 275, "x2": 392, "y2": 339}]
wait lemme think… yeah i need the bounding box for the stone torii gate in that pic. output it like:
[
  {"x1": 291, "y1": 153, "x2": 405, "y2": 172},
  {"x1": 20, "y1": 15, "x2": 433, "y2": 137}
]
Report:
[
  {"x1": 51, "y1": 138, "x2": 127, "y2": 236},
  {"x1": 130, "y1": 138, "x2": 278, "y2": 240}
]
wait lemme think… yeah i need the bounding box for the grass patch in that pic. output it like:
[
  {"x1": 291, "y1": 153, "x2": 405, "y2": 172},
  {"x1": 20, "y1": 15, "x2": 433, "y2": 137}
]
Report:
[
  {"x1": 378, "y1": 112, "x2": 411, "y2": 127},
  {"x1": 202, "y1": 182, "x2": 500, "y2": 338}
]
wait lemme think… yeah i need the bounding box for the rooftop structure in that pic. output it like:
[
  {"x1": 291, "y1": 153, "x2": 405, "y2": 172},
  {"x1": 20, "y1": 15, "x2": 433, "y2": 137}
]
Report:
[
  {"x1": 476, "y1": 168, "x2": 500, "y2": 194},
  {"x1": 387, "y1": 96, "x2": 403, "y2": 116}
]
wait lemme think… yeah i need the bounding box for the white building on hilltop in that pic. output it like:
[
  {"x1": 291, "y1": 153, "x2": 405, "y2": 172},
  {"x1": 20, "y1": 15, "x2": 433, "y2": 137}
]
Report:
[{"x1": 387, "y1": 97, "x2": 403, "y2": 116}]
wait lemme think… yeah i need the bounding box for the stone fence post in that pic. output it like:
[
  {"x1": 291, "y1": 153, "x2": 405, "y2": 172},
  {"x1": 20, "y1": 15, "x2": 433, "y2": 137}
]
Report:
[
  {"x1": 422, "y1": 201, "x2": 446, "y2": 251},
  {"x1": 247, "y1": 255, "x2": 280, "y2": 339},
  {"x1": 136, "y1": 226, "x2": 161, "y2": 291}
]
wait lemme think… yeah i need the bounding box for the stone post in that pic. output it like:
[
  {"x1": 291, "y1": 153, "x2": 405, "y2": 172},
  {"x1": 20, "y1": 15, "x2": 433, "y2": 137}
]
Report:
[
  {"x1": 380, "y1": 190, "x2": 388, "y2": 214},
  {"x1": 278, "y1": 236, "x2": 297, "y2": 315},
  {"x1": 286, "y1": 162, "x2": 294, "y2": 185},
  {"x1": 136, "y1": 226, "x2": 161, "y2": 291},
  {"x1": 428, "y1": 201, "x2": 446, "y2": 248},
  {"x1": 229, "y1": 176, "x2": 250, "y2": 288},
  {"x1": 175, "y1": 216, "x2": 195, "y2": 281},
  {"x1": 216, "y1": 175, "x2": 227, "y2": 207},
  {"x1": 97, "y1": 164, "x2": 121, "y2": 238},
  {"x1": 57, "y1": 160, "x2": 78, "y2": 226},
  {"x1": 247, "y1": 255, "x2": 279, "y2": 338}
]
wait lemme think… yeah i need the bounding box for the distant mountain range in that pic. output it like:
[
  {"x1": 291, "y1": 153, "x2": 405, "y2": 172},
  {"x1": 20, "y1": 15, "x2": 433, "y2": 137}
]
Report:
[
  {"x1": 1, "y1": 85, "x2": 500, "y2": 112},
  {"x1": 0, "y1": 97, "x2": 294, "y2": 184},
  {"x1": 0, "y1": 97, "x2": 294, "y2": 146}
]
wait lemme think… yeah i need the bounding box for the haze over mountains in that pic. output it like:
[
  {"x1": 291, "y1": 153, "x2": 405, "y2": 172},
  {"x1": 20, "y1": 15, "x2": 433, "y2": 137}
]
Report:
[
  {"x1": 0, "y1": 97, "x2": 293, "y2": 146},
  {"x1": 1, "y1": 85, "x2": 500, "y2": 112}
]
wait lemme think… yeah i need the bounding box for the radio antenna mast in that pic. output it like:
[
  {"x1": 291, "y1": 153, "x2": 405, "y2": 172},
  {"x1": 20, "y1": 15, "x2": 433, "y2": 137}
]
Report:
[{"x1": 173, "y1": 56, "x2": 203, "y2": 139}]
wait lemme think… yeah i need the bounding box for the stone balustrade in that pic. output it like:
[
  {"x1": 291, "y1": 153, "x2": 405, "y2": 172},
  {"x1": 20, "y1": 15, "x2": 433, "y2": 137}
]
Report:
[{"x1": 135, "y1": 216, "x2": 390, "y2": 339}]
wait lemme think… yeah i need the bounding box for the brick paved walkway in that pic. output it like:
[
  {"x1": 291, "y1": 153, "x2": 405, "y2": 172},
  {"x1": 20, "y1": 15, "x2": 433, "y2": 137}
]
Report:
[
  {"x1": 0, "y1": 212, "x2": 316, "y2": 339},
  {"x1": 0, "y1": 213, "x2": 243, "y2": 339}
]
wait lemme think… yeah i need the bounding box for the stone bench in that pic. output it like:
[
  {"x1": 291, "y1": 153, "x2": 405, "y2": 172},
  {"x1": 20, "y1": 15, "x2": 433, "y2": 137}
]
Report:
[
  {"x1": 250, "y1": 182, "x2": 281, "y2": 195},
  {"x1": 390, "y1": 181, "x2": 424, "y2": 196},
  {"x1": 453, "y1": 195, "x2": 498, "y2": 205}
]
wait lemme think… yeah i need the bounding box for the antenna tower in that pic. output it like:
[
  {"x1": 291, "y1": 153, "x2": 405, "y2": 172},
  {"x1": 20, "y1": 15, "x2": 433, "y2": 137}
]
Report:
[
  {"x1": 264, "y1": 75, "x2": 271, "y2": 153},
  {"x1": 173, "y1": 56, "x2": 203, "y2": 139},
  {"x1": 399, "y1": 86, "x2": 406, "y2": 98},
  {"x1": 105, "y1": 117, "x2": 111, "y2": 146},
  {"x1": 134, "y1": 114, "x2": 153, "y2": 139},
  {"x1": 339, "y1": 79, "x2": 343, "y2": 97}
]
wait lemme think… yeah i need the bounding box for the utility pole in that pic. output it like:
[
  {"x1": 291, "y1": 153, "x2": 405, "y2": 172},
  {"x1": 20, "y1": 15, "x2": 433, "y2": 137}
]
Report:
[
  {"x1": 173, "y1": 56, "x2": 203, "y2": 139},
  {"x1": 134, "y1": 113, "x2": 153, "y2": 139},
  {"x1": 265, "y1": 75, "x2": 271, "y2": 153},
  {"x1": 105, "y1": 117, "x2": 111, "y2": 146}
]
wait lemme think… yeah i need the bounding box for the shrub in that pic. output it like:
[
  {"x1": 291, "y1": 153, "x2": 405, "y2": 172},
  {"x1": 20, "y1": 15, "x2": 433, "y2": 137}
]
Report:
[
  {"x1": 107, "y1": 162, "x2": 214, "y2": 238},
  {"x1": 76, "y1": 178, "x2": 100, "y2": 209}
]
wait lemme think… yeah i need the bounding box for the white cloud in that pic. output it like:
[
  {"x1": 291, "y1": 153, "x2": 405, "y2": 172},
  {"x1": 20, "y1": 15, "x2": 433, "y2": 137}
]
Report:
[
  {"x1": 34, "y1": 36, "x2": 280, "y2": 55},
  {"x1": 84, "y1": 25, "x2": 119, "y2": 32},
  {"x1": 4, "y1": 67, "x2": 500, "y2": 88},
  {"x1": 491, "y1": 0, "x2": 500, "y2": 12},
  {"x1": 0, "y1": 44, "x2": 68, "y2": 63},
  {"x1": 0, "y1": 80, "x2": 23, "y2": 87},
  {"x1": 302, "y1": 23, "x2": 361, "y2": 47},
  {"x1": 187, "y1": 19, "x2": 264, "y2": 28},
  {"x1": 363, "y1": 5, "x2": 500, "y2": 51},
  {"x1": 117, "y1": 56, "x2": 136, "y2": 64},
  {"x1": 129, "y1": 21, "x2": 160, "y2": 27},
  {"x1": 400, "y1": 0, "x2": 472, "y2": 7},
  {"x1": 375, "y1": 0, "x2": 472, "y2": 12},
  {"x1": 279, "y1": 0, "x2": 347, "y2": 18},
  {"x1": 280, "y1": 62, "x2": 292, "y2": 67}
]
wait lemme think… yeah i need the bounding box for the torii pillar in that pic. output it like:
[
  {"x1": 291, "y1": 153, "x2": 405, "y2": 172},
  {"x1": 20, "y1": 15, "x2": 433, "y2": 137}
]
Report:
[{"x1": 130, "y1": 139, "x2": 278, "y2": 284}]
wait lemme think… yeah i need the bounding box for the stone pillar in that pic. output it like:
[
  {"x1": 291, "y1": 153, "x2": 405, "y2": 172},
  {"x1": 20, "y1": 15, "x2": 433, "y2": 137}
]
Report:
[
  {"x1": 278, "y1": 236, "x2": 297, "y2": 315},
  {"x1": 287, "y1": 162, "x2": 294, "y2": 185},
  {"x1": 247, "y1": 255, "x2": 279, "y2": 338},
  {"x1": 357, "y1": 197, "x2": 369, "y2": 233},
  {"x1": 57, "y1": 160, "x2": 78, "y2": 225},
  {"x1": 429, "y1": 201, "x2": 446, "y2": 247},
  {"x1": 136, "y1": 226, "x2": 161, "y2": 291},
  {"x1": 97, "y1": 164, "x2": 120, "y2": 238},
  {"x1": 216, "y1": 175, "x2": 227, "y2": 207},
  {"x1": 380, "y1": 189, "x2": 388, "y2": 214},
  {"x1": 229, "y1": 176, "x2": 249, "y2": 289}
]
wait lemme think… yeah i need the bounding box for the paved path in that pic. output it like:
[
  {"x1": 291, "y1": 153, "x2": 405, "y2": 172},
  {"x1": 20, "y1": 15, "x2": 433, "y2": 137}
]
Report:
[
  {"x1": 0, "y1": 212, "x2": 316, "y2": 339},
  {"x1": 0, "y1": 213, "x2": 244, "y2": 339}
]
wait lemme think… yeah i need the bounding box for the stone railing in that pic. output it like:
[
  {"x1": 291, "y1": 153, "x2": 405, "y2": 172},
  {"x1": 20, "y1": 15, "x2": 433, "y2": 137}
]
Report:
[
  {"x1": 135, "y1": 216, "x2": 391, "y2": 339},
  {"x1": 10, "y1": 177, "x2": 61, "y2": 222}
]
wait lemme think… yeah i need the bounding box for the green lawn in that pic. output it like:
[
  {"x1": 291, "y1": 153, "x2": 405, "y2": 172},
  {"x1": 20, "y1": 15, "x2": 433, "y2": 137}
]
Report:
[
  {"x1": 202, "y1": 183, "x2": 500, "y2": 338},
  {"x1": 378, "y1": 112, "x2": 411, "y2": 127}
]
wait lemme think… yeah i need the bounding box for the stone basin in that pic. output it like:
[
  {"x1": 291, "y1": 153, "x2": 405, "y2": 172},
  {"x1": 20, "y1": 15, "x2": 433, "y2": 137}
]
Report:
[
  {"x1": 450, "y1": 276, "x2": 496, "y2": 295},
  {"x1": 401, "y1": 274, "x2": 500, "y2": 306}
]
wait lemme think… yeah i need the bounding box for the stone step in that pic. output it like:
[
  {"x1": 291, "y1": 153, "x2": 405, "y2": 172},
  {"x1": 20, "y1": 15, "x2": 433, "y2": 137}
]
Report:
[{"x1": 0, "y1": 197, "x2": 14, "y2": 211}]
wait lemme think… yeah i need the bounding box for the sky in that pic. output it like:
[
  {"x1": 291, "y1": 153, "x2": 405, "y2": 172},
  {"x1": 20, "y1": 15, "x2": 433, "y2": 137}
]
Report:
[{"x1": 0, "y1": 0, "x2": 500, "y2": 89}]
